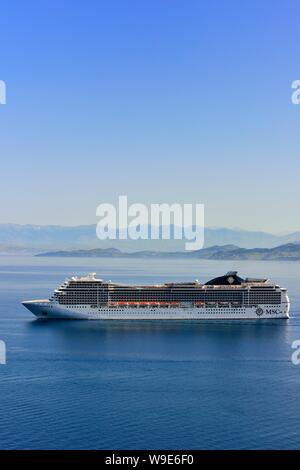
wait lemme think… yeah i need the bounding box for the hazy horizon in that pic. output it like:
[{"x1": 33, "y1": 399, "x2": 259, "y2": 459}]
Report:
[{"x1": 1, "y1": 221, "x2": 300, "y2": 237}]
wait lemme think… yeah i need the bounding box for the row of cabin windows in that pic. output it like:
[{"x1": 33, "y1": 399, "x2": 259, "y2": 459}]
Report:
[{"x1": 58, "y1": 293, "x2": 280, "y2": 302}]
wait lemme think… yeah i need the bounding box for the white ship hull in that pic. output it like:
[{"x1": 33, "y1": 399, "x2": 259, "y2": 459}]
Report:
[
  {"x1": 22, "y1": 300, "x2": 290, "y2": 320},
  {"x1": 22, "y1": 271, "x2": 291, "y2": 321}
]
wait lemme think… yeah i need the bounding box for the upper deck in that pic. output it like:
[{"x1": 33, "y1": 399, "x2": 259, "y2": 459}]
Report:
[
  {"x1": 63, "y1": 271, "x2": 274, "y2": 290},
  {"x1": 51, "y1": 271, "x2": 284, "y2": 306}
]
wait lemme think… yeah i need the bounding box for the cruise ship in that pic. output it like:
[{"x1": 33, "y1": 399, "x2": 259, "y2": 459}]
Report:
[{"x1": 22, "y1": 271, "x2": 290, "y2": 320}]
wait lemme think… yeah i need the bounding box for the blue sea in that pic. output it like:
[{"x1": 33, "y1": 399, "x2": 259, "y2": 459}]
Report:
[{"x1": 0, "y1": 256, "x2": 300, "y2": 450}]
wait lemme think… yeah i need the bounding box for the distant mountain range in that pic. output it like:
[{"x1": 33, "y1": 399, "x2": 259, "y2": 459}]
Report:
[
  {"x1": 37, "y1": 243, "x2": 300, "y2": 261},
  {"x1": 1, "y1": 223, "x2": 300, "y2": 254}
]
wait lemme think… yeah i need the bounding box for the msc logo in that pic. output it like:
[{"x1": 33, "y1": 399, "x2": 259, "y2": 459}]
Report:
[
  {"x1": 256, "y1": 308, "x2": 281, "y2": 316},
  {"x1": 265, "y1": 309, "x2": 281, "y2": 315}
]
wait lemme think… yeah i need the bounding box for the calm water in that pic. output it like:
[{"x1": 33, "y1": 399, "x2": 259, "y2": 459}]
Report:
[{"x1": 0, "y1": 256, "x2": 300, "y2": 450}]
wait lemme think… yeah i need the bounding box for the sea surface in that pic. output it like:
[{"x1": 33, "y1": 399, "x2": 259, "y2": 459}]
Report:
[{"x1": 0, "y1": 256, "x2": 300, "y2": 450}]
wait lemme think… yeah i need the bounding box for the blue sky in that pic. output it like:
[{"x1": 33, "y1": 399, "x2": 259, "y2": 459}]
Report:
[{"x1": 0, "y1": 0, "x2": 299, "y2": 232}]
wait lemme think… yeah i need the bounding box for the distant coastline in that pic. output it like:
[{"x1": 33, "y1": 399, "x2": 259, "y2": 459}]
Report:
[
  {"x1": 2, "y1": 224, "x2": 300, "y2": 259},
  {"x1": 36, "y1": 243, "x2": 300, "y2": 261},
  {"x1": 1, "y1": 223, "x2": 300, "y2": 251}
]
